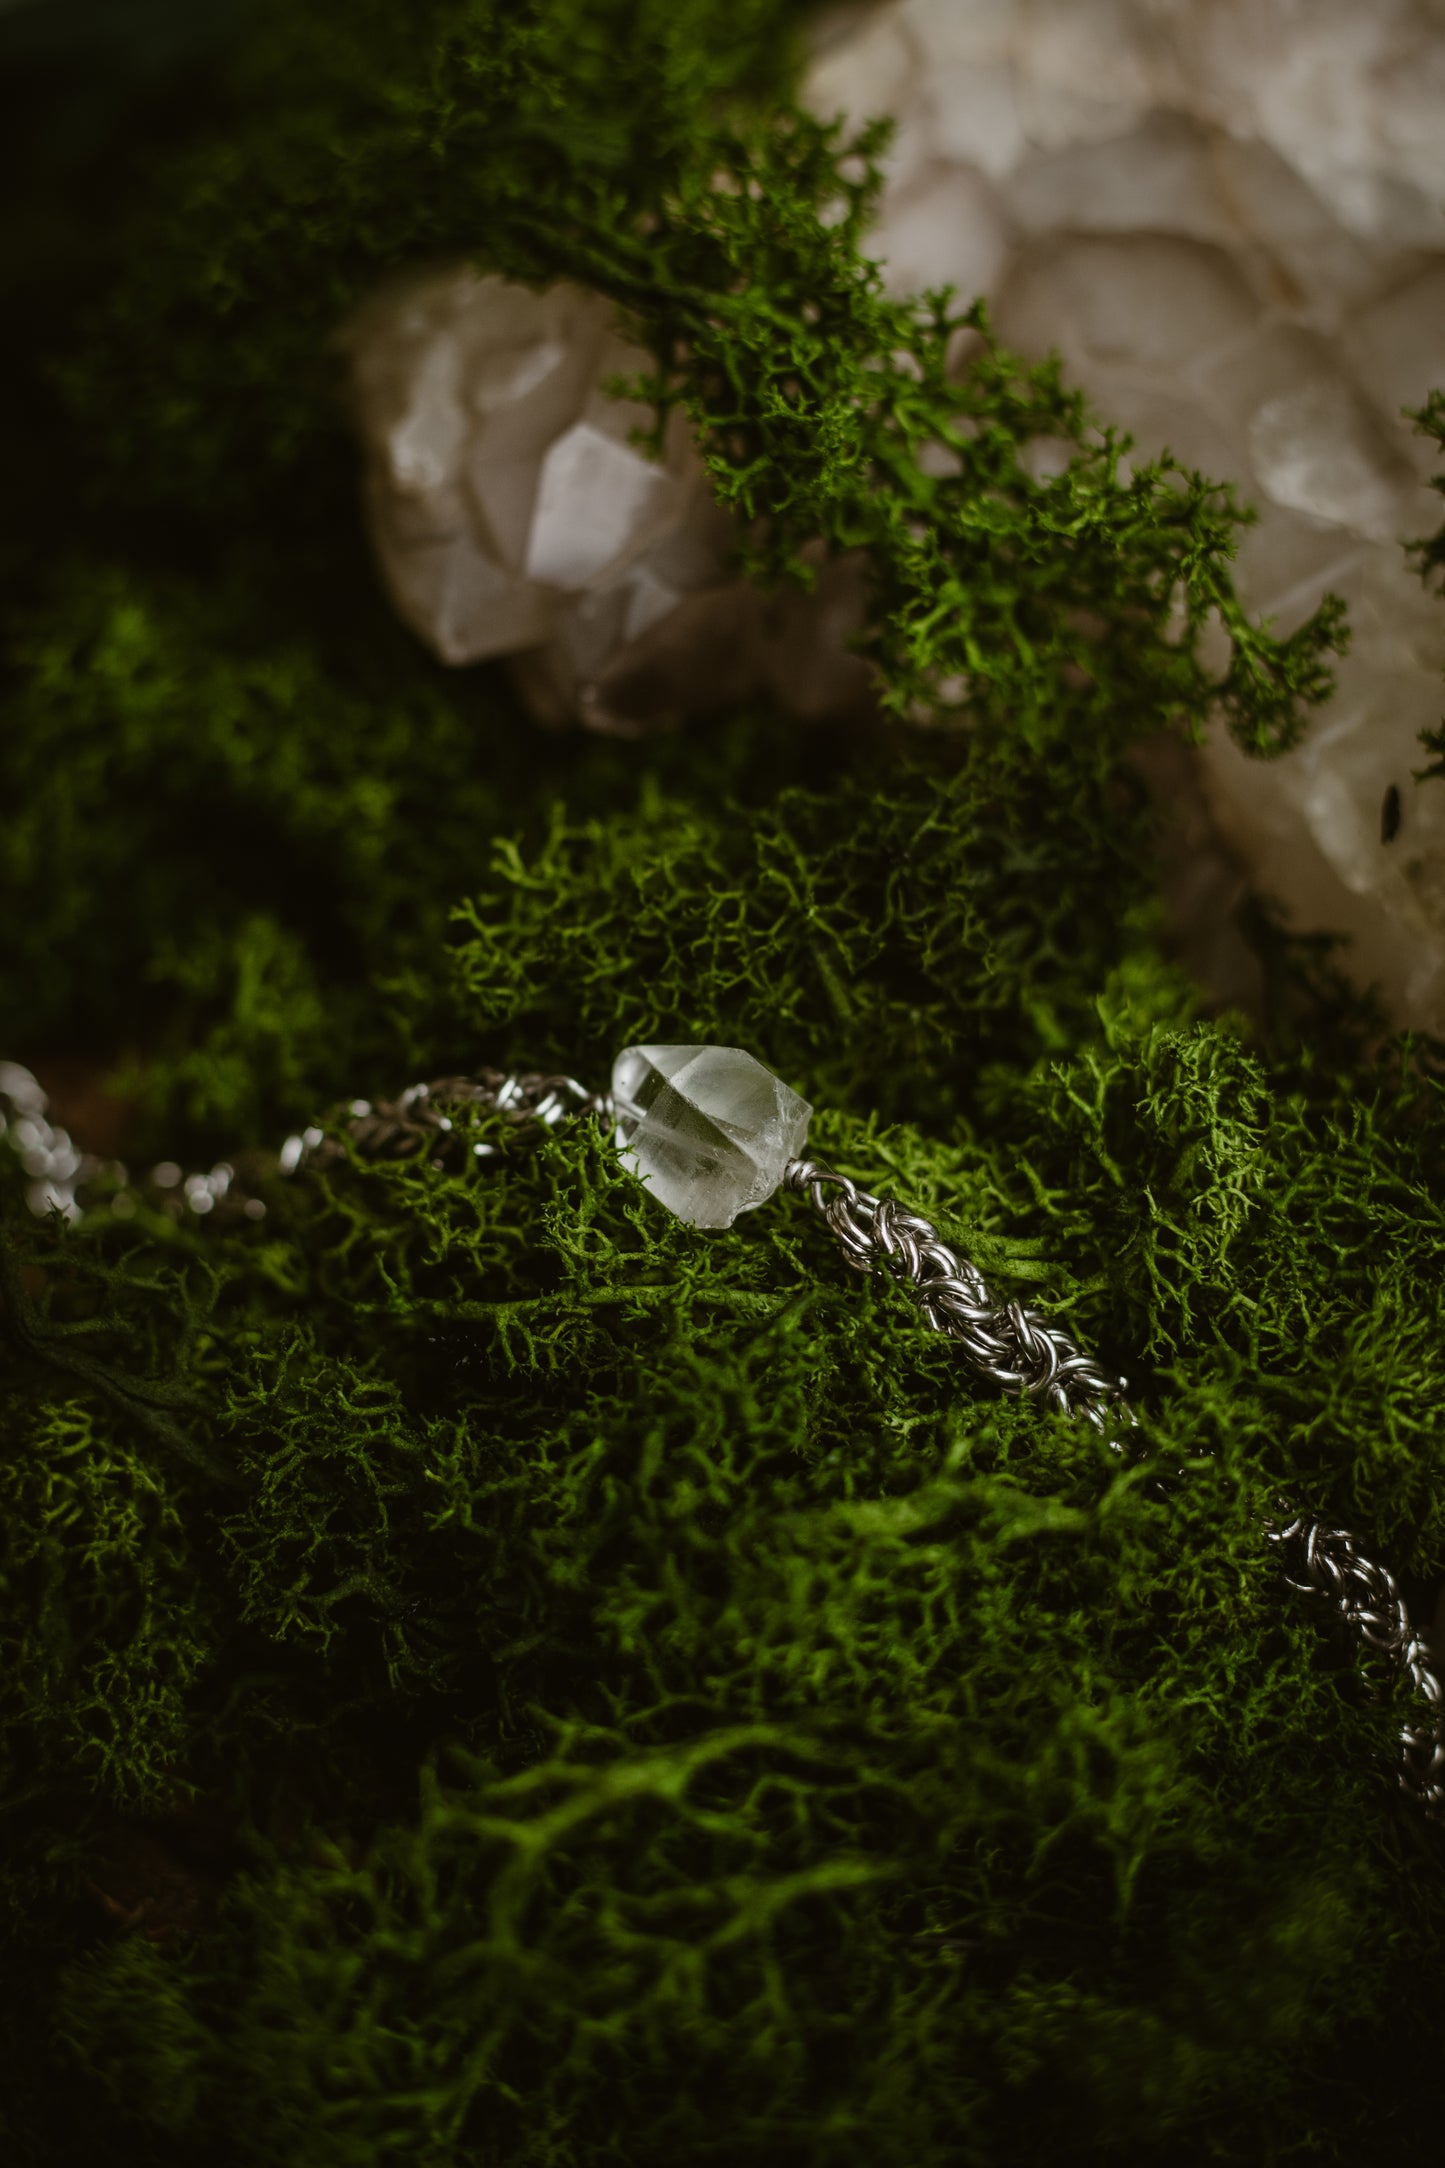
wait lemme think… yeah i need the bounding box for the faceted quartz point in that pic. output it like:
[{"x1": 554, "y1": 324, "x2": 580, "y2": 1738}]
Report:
[{"x1": 611, "y1": 1045, "x2": 812, "y2": 1230}]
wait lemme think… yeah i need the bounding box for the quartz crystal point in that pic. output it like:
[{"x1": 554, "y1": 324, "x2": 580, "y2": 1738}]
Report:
[{"x1": 611, "y1": 1046, "x2": 812, "y2": 1230}]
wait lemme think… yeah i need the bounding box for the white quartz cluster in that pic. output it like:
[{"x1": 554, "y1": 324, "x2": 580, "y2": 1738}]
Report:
[
  {"x1": 342, "y1": 270, "x2": 870, "y2": 735},
  {"x1": 803, "y1": 0, "x2": 1445, "y2": 1029},
  {"x1": 611, "y1": 1044, "x2": 813, "y2": 1229},
  {"x1": 342, "y1": 1, "x2": 1445, "y2": 1028}
]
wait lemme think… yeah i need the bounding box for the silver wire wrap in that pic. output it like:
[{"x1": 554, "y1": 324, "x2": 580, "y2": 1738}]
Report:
[{"x1": 4, "y1": 1062, "x2": 1441, "y2": 1819}]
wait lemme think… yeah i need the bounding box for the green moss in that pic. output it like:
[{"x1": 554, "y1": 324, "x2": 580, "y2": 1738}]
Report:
[
  {"x1": 8, "y1": 745, "x2": 1445, "y2": 2163},
  {"x1": 0, "y1": 568, "x2": 511, "y2": 1135},
  {"x1": 1, "y1": 1, "x2": 1443, "y2": 2163},
  {"x1": 0, "y1": 1395, "x2": 211, "y2": 1812}
]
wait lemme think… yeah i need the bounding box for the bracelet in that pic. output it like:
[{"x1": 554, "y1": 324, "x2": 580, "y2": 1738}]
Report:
[{"x1": 5, "y1": 1044, "x2": 1443, "y2": 1821}]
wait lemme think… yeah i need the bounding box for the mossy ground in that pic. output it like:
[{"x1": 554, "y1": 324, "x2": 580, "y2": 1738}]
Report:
[{"x1": 2, "y1": 4, "x2": 1444, "y2": 2163}]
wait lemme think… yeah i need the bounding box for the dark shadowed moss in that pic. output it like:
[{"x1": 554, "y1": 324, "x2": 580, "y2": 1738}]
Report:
[{"x1": 2, "y1": 3, "x2": 1443, "y2": 2165}]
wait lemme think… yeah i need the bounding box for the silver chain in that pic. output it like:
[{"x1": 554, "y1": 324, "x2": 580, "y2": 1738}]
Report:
[
  {"x1": 293, "y1": 1069, "x2": 609, "y2": 1175},
  {"x1": 0, "y1": 1062, "x2": 606, "y2": 1226},
  {"x1": 1265, "y1": 1516, "x2": 1445, "y2": 1816},
  {"x1": 782, "y1": 1158, "x2": 1131, "y2": 1425},
  {"x1": 4, "y1": 1062, "x2": 1441, "y2": 1820},
  {"x1": 783, "y1": 1153, "x2": 1445, "y2": 1822}
]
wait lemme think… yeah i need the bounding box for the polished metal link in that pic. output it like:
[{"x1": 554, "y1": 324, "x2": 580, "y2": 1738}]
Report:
[
  {"x1": 1265, "y1": 1515, "x2": 1445, "y2": 1818},
  {"x1": 783, "y1": 1150, "x2": 1444, "y2": 1821},
  {"x1": 4, "y1": 1060, "x2": 1440, "y2": 1819},
  {"x1": 291, "y1": 1069, "x2": 611, "y2": 1177},
  {"x1": 0, "y1": 1059, "x2": 119, "y2": 1222},
  {"x1": 0, "y1": 1062, "x2": 610, "y2": 1226},
  {"x1": 782, "y1": 1157, "x2": 1130, "y2": 1427}
]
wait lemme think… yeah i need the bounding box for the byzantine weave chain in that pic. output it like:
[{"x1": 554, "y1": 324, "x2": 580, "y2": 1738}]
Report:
[{"x1": 3, "y1": 1056, "x2": 1441, "y2": 1821}]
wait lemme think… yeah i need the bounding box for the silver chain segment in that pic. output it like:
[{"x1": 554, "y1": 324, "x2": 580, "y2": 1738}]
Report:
[
  {"x1": 4, "y1": 1061, "x2": 1441, "y2": 1821},
  {"x1": 784, "y1": 1151, "x2": 1445, "y2": 1822},
  {"x1": 295, "y1": 1069, "x2": 609, "y2": 1175},
  {"x1": 0, "y1": 1059, "x2": 265, "y2": 1227},
  {"x1": 1266, "y1": 1516, "x2": 1445, "y2": 1817},
  {"x1": 0, "y1": 1063, "x2": 606, "y2": 1226},
  {"x1": 782, "y1": 1158, "x2": 1131, "y2": 1425}
]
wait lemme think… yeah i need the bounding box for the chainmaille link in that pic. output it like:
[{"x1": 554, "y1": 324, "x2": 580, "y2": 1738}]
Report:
[
  {"x1": 3, "y1": 1062, "x2": 1440, "y2": 1820},
  {"x1": 0, "y1": 1062, "x2": 611, "y2": 1223},
  {"x1": 782, "y1": 1158, "x2": 1130, "y2": 1425},
  {"x1": 302, "y1": 1070, "x2": 609, "y2": 1175},
  {"x1": 782, "y1": 1151, "x2": 1445, "y2": 1821},
  {"x1": 1264, "y1": 1516, "x2": 1445, "y2": 1818}
]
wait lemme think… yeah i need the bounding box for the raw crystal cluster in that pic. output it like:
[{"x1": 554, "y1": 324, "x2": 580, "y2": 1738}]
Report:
[
  {"x1": 611, "y1": 1044, "x2": 813, "y2": 1229},
  {"x1": 803, "y1": 0, "x2": 1445, "y2": 1029},
  {"x1": 342, "y1": 271, "x2": 871, "y2": 736},
  {"x1": 342, "y1": 1, "x2": 1445, "y2": 1027}
]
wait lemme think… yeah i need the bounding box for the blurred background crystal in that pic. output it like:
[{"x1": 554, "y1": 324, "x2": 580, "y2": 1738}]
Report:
[
  {"x1": 803, "y1": 0, "x2": 1445, "y2": 1033},
  {"x1": 342, "y1": 0, "x2": 1445, "y2": 1028},
  {"x1": 342, "y1": 268, "x2": 872, "y2": 737}
]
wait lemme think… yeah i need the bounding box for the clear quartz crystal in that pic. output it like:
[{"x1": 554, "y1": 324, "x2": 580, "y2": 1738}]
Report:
[{"x1": 610, "y1": 1045, "x2": 812, "y2": 1230}]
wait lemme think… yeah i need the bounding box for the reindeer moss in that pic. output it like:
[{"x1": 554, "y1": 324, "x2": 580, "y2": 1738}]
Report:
[{"x1": 2, "y1": 3, "x2": 1444, "y2": 2165}]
